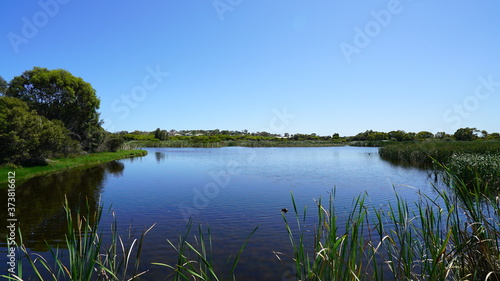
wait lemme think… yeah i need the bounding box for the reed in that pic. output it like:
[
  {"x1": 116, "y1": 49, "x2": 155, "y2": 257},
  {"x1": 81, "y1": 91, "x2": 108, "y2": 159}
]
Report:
[
  {"x1": 443, "y1": 153, "x2": 500, "y2": 192},
  {"x1": 3, "y1": 197, "x2": 154, "y2": 281},
  {"x1": 153, "y1": 219, "x2": 258, "y2": 280},
  {"x1": 379, "y1": 141, "x2": 500, "y2": 167},
  {"x1": 278, "y1": 191, "x2": 384, "y2": 281},
  {"x1": 280, "y1": 168, "x2": 500, "y2": 281}
]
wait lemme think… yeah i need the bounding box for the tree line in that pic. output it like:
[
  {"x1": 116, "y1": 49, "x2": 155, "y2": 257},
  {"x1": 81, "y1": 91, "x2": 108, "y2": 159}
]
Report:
[
  {"x1": 350, "y1": 128, "x2": 500, "y2": 142},
  {"x1": 0, "y1": 67, "x2": 123, "y2": 166},
  {"x1": 120, "y1": 127, "x2": 500, "y2": 143}
]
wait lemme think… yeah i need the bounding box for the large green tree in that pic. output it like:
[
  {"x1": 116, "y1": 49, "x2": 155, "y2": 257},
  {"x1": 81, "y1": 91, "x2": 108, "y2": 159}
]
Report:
[
  {"x1": 0, "y1": 97, "x2": 81, "y2": 165},
  {"x1": 6, "y1": 67, "x2": 102, "y2": 151},
  {"x1": 453, "y1": 127, "x2": 478, "y2": 141}
]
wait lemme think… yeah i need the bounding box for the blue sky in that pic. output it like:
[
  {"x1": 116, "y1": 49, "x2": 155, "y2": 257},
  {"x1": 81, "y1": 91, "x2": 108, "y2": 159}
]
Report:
[{"x1": 1, "y1": 0, "x2": 499, "y2": 136}]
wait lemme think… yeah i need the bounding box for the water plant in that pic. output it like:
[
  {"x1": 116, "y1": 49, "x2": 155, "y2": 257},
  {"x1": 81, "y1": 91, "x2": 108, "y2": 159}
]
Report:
[
  {"x1": 3, "y1": 197, "x2": 154, "y2": 281},
  {"x1": 444, "y1": 153, "x2": 500, "y2": 192},
  {"x1": 153, "y1": 219, "x2": 258, "y2": 281},
  {"x1": 280, "y1": 168, "x2": 500, "y2": 281},
  {"x1": 379, "y1": 141, "x2": 500, "y2": 167}
]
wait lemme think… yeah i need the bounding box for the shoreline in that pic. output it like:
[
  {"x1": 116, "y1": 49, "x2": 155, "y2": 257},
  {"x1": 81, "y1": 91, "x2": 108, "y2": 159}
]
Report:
[{"x1": 0, "y1": 149, "x2": 148, "y2": 185}]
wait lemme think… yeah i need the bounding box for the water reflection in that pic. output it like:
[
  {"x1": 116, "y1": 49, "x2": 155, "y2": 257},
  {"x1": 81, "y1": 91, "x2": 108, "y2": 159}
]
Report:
[
  {"x1": 0, "y1": 161, "x2": 124, "y2": 251},
  {"x1": 155, "y1": 151, "x2": 166, "y2": 163}
]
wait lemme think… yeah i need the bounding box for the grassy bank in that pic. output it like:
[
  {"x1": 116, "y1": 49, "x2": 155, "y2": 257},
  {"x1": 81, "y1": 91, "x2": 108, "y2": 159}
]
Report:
[
  {"x1": 379, "y1": 141, "x2": 500, "y2": 167},
  {"x1": 0, "y1": 149, "x2": 147, "y2": 185}
]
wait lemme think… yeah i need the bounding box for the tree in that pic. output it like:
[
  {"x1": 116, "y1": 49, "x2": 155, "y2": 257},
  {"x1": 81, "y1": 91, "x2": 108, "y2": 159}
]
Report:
[
  {"x1": 434, "y1": 132, "x2": 447, "y2": 139},
  {"x1": 0, "y1": 76, "x2": 7, "y2": 95},
  {"x1": 453, "y1": 127, "x2": 478, "y2": 141},
  {"x1": 388, "y1": 130, "x2": 406, "y2": 141},
  {"x1": 416, "y1": 131, "x2": 434, "y2": 140},
  {"x1": 6, "y1": 67, "x2": 102, "y2": 151},
  {"x1": 0, "y1": 97, "x2": 81, "y2": 165},
  {"x1": 487, "y1": 132, "x2": 500, "y2": 140},
  {"x1": 154, "y1": 128, "x2": 169, "y2": 140},
  {"x1": 481, "y1": 130, "x2": 488, "y2": 138},
  {"x1": 98, "y1": 134, "x2": 125, "y2": 152},
  {"x1": 403, "y1": 132, "x2": 416, "y2": 141}
]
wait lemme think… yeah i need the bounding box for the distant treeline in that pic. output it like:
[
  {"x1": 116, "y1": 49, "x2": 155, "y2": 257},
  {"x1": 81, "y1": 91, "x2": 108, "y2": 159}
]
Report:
[{"x1": 118, "y1": 127, "x2": 500, "y2": 145}]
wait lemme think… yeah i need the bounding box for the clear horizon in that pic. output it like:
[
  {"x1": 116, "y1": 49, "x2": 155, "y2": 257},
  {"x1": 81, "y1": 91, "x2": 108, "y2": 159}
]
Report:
[{"x1": 2, "y1": 1, "x2": 499, "y2": 136}]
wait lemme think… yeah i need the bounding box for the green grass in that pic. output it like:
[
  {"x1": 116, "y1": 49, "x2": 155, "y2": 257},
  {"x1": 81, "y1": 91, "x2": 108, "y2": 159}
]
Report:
[
  {"x1": 0, "y1": 150, "x2": 147, "y2": 185},
  {"x1": 378, "y1": 141, "x2": 500, "y2": 167}
]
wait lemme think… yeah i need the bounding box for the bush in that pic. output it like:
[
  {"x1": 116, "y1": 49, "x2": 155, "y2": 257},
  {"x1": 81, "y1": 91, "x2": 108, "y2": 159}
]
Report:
[
  {"x1": 97, "y1": 134, "x2": 125, "y2": 152},
  {"x1": 0, "y1": 97, "x2": 82, "y2": 165}
]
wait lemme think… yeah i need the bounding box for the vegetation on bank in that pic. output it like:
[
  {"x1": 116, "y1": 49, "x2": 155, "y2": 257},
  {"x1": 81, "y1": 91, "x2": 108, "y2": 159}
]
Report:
[
  {"x1": 0, "y1": 150, "x2": 147, "y2": 185},
  {"x1": 379, "y1": 141, "x2": 500, "y2": 166},
  {"x1": 1, "y1": 68, "x2": 126, "y2": 167},
  {"x1": 112, "y1": 127, "x2": 500, "y2": 149},
  {"x1": 444, "y1": 153, "x2": 500, "y2": 192},
  {"x1": 281, "y1": 168, "x2": 500, "y2": 281},
  {"x1": 128, "y1": 139, "x2": 347, "y2": 148},
  {"x1": 5, "y1": 166, "x2": 499, "y2": 280}
]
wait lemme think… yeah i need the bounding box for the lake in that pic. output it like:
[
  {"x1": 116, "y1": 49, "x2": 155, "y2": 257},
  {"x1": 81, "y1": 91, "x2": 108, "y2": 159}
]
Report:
[{"x1": 1, "y1": 146, "x2": 438, "y2": 280}]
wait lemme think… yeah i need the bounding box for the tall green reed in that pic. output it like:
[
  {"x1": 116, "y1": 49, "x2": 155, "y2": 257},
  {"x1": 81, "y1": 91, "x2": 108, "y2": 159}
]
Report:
[
  {"x1": 2, "y1": 197, "x2": 154, "y2": 281},
  {"x1": 153, "y1": 219, "x2": 258, "y2": 281},
  {"x1": 279, "y1": 191, "x2": 383, "y2": 281},
  {"x1": 281, "y1": 171, "x2": 500, "y2": 281}
]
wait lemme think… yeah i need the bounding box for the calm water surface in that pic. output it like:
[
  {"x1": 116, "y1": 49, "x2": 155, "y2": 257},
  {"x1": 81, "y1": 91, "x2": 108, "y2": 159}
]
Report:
[{"x1": 1, "y1": 147, "x2": 437, "y2": 280}]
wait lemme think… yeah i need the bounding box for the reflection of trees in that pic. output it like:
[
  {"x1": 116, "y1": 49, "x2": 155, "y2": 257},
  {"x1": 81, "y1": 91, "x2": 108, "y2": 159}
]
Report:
[
  {"x1": 0, "y1": 161, "x2": 124, "y2": 251},
  {"x1": 155, "y1": 152, "x2": 166, "y2": 163},
  {"x1": 106, "y1": 160, "x2": 125, "y2": 177}
]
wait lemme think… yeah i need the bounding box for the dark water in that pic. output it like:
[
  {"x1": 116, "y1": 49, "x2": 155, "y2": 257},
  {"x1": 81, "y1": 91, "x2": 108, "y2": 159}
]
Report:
[{"x1": 1, "y1": 147, "x2": 438, "y2": 280}]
